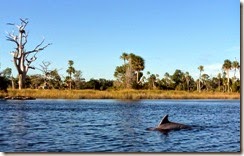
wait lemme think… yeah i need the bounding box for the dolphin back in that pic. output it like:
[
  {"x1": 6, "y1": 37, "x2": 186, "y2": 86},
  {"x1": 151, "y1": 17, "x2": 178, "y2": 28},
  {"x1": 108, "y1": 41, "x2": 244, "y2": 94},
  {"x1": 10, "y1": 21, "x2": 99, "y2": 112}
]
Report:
[
  {"x1": 156, "y1": 114, "x2": 191, "y2": 131},
  {"x1": 158, "y1": 114, "x2": 169, "y2": 126}
]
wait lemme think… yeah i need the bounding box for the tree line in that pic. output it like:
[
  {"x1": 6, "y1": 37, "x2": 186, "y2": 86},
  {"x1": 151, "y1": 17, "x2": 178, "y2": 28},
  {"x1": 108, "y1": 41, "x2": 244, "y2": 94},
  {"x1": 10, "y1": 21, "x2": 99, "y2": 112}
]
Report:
[
  {"x1": 113, "y1": 53, "x2": 240, "y2": 92},
  {"x1": 0, "y1": 19, "x2": 240, "y2": 93},
  {"x1": 0, "y1": 60, "x2": 113, "y2": 91},
  {"x1": 0, "y1": 52, "x2": 240, "y2": 93}
]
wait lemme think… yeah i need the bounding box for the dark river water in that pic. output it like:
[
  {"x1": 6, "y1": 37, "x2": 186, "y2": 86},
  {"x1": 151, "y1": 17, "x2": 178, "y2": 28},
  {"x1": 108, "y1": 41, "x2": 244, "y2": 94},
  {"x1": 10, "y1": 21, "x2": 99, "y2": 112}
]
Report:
[{"x1": 0, "y1": 99, "x2": 240, "y2": 152}]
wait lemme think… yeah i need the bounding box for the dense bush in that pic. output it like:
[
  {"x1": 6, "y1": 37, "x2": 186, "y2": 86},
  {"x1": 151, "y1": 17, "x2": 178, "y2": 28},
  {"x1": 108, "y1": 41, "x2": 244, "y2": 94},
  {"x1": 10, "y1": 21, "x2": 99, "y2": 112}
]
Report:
[{"x1": 0, "y1": 76, "x2": 9, "y2": 91}]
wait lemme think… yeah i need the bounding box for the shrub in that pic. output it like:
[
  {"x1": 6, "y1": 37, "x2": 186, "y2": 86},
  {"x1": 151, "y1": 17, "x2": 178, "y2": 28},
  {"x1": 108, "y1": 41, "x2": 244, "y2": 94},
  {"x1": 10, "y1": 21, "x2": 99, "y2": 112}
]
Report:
[{"x1": 0, "y1": 76, "x2": 9, "y2": 92}]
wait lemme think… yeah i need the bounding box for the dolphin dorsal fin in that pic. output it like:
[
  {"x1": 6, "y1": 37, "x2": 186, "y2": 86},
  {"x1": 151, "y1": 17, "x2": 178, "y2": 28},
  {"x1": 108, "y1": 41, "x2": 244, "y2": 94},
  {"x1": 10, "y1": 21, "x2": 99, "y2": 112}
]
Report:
[{"x1": 158, "y1": 114, "x2": 169, "y2": 126}]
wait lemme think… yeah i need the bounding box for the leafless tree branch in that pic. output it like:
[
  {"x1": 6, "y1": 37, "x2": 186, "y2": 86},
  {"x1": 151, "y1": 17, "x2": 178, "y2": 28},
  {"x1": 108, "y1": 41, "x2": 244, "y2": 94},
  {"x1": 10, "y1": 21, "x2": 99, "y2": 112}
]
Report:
[
  {"x1": 28, "y1": 66, "x2": 35, "y2": 70},
  {"x1": 22, "y1": 31, "x2": 29, "y2": 46},
  {"x1": 6, "y1": 32, "x2": 19, "y2": 47},
  {"x1": 25, "y1": 39, "x2": 52, "y2": 55},
  {"x1": 19, "y1": 18, "x2": 28, "y2": 31},
  {"x1": 6, "y1": 23, "x2": 15, "y2": 26},
  {"x1": 6, "y1": 36, "x2": 19, "y2": 46}
]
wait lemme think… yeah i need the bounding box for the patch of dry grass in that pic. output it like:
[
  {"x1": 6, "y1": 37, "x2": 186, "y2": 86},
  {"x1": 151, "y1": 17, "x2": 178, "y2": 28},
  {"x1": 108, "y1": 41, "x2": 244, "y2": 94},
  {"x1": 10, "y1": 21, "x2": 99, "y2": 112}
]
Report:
[{"x1": 1, "y1": 89, "x2": 240, "y2": 99}]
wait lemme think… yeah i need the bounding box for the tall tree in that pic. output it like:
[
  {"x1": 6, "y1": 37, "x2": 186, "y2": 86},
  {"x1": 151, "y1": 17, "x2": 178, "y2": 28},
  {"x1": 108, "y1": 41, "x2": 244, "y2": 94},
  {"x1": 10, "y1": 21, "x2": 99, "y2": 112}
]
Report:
[
  {"x1": 114, "y1": 53, "x2": 145, "y2": 89},
  {"x1": 66, "y1": 60, "x2": 76, "y2": 90},
  {"x1": 163, "y1": 72, "x2": 171, "y2": 90},
  {"x1": 197, "y1": 65, "x2": 204, "y2": 92},
  {"x1": 114, "y1": 65, "x2": 126, "y2": 82},
  {"x1": 6, "y1": 18, "x2": 51, "y2": 89},
  {"x1": 49, "y1": 69, "x2": 62, "y2": 89},
  {"x1": 222, "y1": 71, "x2": 227, "y2": 92},
  {"x1": 36, "y1": 61, "x2": 51, "y2": 89},
  {"x1": 202, "y1": 73, "x2": 210, "y2": 91},
  {"x1": 130, "y1": 53, "x2": 145, "y2": 83},
  {"x1": 185, "y1": 72, "x2": 190, "y2": 92},
  {"x1": 171, "y1": 69, "x2": 184, "y2": 90},
  {"x1": 147, "y1": 73, "x2": 159, "y2": 89},
  {"x1": 73, "y1": 70, "x2": 85, "y2": 89},
  {"x1": 2, "y1": 67, "x2": 14, "y2": 89},
  {"x1": 125, "y1": 55, "x2": 133, "y2": 89},
  {"x1": 232, "y1": 60, "x2": 239, "y2": 79},
  {"x1": 217, "y1": 73, "x2": 222, "y2": 91},
  {"x1": 222, "y1": 59, "x2": 232, "y2": 92}
]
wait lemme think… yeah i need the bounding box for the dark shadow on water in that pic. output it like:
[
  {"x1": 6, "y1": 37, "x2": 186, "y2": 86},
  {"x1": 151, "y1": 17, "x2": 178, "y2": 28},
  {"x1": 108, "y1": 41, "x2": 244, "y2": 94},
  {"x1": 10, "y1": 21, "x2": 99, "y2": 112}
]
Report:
[
  {"x1": 116, "y1": 99, "x2": 142, "y2": 103},
  {"x1": 146, "y1": 126, "x2": 194, "y2": 135}
]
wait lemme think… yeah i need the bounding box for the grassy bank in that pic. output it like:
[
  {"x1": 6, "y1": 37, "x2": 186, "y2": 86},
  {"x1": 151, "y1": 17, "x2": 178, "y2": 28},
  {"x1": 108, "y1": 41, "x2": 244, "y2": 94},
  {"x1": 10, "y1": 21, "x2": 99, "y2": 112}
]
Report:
[{"x1": 0, "y1": 89, "x2": 240, "y2": 99}]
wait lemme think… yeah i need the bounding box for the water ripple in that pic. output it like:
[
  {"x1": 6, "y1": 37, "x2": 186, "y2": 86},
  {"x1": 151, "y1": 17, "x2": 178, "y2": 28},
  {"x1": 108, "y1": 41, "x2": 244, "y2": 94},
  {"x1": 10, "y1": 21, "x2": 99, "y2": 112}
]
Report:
[{"x1": 0, "y1": 99, "x2": 240, "y2": 152}]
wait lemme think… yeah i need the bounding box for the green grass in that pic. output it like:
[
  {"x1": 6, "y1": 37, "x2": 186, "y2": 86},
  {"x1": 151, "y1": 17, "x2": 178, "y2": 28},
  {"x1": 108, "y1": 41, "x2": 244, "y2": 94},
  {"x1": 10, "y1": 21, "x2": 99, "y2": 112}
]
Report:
[{"x1": 1, "y1": 89, "x2": 240, "y2": 99}]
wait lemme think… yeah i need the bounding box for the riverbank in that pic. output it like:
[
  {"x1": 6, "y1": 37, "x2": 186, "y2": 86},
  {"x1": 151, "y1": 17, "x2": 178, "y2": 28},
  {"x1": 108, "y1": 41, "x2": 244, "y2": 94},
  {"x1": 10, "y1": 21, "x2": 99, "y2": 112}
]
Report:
[{"x1": 0, "y1": 89, "x2": 240, "y2": 99}]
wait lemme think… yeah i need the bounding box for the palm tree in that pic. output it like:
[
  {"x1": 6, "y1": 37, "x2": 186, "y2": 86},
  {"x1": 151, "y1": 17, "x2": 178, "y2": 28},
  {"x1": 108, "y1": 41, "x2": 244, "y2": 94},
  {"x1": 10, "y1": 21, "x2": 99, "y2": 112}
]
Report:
[
  {"x1": 66, "y1": 60, "x2": 76, "y2": 90},
  {"x1": 198, "y1": 65, "x2": 204, "y2": 92},
  {"x1": 217, "y1": 73, "x2": 221, "y2": 91},
  {"x1": 130, "y1": 53, "x2": 145, "y2": 83},
  {"x1": 185, "y1": 72, "x2": 190, "y2": 92},
  {"x1": 202, "y1": 73, "x2": 210, "y2": 91},
  {"x1": 119, "y1": 52, "x2": 132, "y2": 88},
  {"x1": 232, "y1": 60, "x2": 239, "y2": 79},
  {"x1": 164, "y1": 72, "x2": 170, "y2": 90},
  {"x1": 222, "y1": 59, "x2": 232, "y2": 92},
  {"x1": 149, "y1": 74, "x2": 157, "y2": 89},
  {"x1": 120, "y1": 52, "x2": 128, "y2": 65}
]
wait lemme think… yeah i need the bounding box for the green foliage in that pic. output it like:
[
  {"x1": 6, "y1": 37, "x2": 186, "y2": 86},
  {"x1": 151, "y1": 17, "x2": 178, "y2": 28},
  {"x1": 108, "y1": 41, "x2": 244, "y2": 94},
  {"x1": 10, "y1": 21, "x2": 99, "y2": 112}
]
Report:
[
  {"x1": 66, "y1": 60, "x2": 76, "y2": 77},
  {"x1": 114, "y1": 64, "x2": 127, "y2": 83},
  {"x1": 0, "y1": 51, "x2": 239, "y2": 93},
  {"x1": 2, "y1": 67, "x2": 12, "y2": 78},
  {"x1": 49, "y1": 69, "x2": 62, "y2": 89},
  {"x1": 114, "y1": 52, "x2": 145, "y2": 89},
  {"x1": 84, "y1": 78, "x2": 113, "y2": 90},
  {"x1": 0, "y1": 76, "x2": 9, "y2": 91},
  {"x1": 66, "y1": 60, "x2": 77, "y2": 90},
  {"x1": 73, "y1": 70, "x2": 85, "y2": 89},
  {"x1": 0, "y1": 67, "x2": 14, "y2": 91},
  {"x1": 145, "y1": 73, "x2": 157, "y2": 89},
  {"x1": 171, "y1": 69, "x2": 184, "y2": 89},
  {"x1": 130, "y1": 53, "x2": 145, "y2": 72},
  {"x1": 29, "y1": 74, "x2": 44, "y2": 89},
  {"x1": 232, "y1": 80, "x2": 240, "y2": 92},
  {"x1": 222, "y1": 59, "x2": 232, "y2": 70}
]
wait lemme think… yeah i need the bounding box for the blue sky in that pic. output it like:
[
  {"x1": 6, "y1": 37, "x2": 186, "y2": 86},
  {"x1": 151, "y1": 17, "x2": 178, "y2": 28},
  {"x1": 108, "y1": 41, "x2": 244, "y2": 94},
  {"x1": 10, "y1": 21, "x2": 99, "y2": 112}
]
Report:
[{"x1": 0, "y1": 0, "x2": 240, "y2": 80}]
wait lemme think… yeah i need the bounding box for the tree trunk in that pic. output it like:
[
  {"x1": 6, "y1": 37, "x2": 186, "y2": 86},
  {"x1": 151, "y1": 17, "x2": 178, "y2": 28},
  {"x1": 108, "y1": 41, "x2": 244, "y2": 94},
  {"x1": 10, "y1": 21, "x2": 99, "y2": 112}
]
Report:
[
  {"x1": 227, "y1": 70, "x2": 230, "y2": 93},
  {"x1": 153, "y1": 81, "x2": 156, "y2": 89},
  {"x1": 218, "y1": 80, "x2": 221, "y2": 91},
  {"x1": 125, "y1": 59, "x2": 133, "y2": 89},
  {"x1": 18, "y1": 73, "x2": 26, "y2": 90},
  {"x1": 196, "y1": 81, "x2": 198, "y2": 92},
  {"x1": 136, "y1": 71, "x2": 140, "y2": 84},
  {"x1": 11, "y1": 77, "x2": 15, "y2": 89},
  {"x1": 69, "y1": 73, "x2": 72, "y2": 90},
  {"x1": 198, "y1": 80, "x2": 201, "y2": 93},
  {"x1": 186, "y1": 80, "x2": 189, "y2": 92}
]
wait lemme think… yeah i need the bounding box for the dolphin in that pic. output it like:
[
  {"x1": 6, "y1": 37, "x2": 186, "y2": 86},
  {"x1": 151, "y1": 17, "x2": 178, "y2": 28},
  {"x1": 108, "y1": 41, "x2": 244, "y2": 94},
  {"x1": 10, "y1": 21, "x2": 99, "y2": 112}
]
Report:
[{"x1": 147, "y1": 114, "x2": 191, "y2": 133}]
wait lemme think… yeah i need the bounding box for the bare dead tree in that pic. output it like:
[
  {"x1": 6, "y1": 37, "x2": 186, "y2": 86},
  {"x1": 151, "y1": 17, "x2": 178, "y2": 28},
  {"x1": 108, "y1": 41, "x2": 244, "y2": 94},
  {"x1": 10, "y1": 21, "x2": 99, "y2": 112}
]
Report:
[
  {"x1": 6, "y1": 18, "x2": 51, "y2": 89},
  {"x1": 35, "y1": 61, "x2": 52, "y2": 89},
  {"x1": 38, "y1": 61, "x2": 51, "y2": 77}
]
